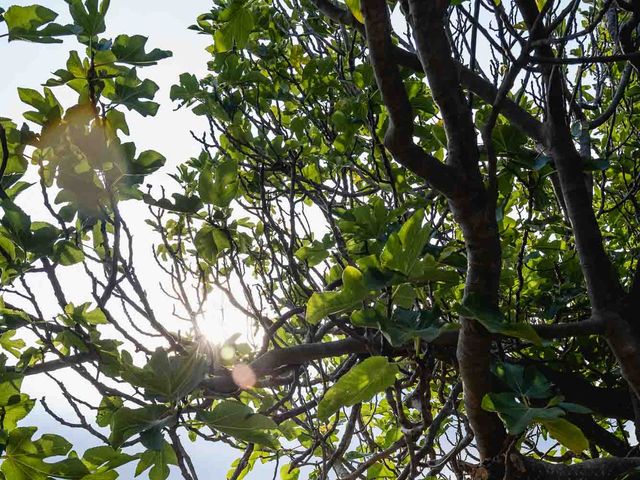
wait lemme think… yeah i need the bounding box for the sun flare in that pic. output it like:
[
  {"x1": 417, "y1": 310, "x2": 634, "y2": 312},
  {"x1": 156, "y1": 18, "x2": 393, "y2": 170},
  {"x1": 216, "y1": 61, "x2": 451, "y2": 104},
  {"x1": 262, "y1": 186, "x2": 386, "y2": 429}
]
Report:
[{"x1": 197, "y1": 291, "x2": 259, "y2": 345}]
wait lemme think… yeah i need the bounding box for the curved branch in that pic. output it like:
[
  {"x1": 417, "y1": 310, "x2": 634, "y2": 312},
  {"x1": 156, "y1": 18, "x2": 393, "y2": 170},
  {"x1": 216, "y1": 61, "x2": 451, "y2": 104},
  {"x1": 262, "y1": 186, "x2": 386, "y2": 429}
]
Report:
[
  {"x1": 457, "y1": 65, "x2": 546, "y2": 144},
  {"x1": 589, "y1": 63, "x2": 633, "y2": 129},
  {"x1": 312, "y1": 0, "x2": 546, "y2": 146},
  {"x1": 361, "y1": 0, "x2": 459, "y2": 197},
  {"x1": 202, "y1": 338, "x2": 370, "y2": 393}
]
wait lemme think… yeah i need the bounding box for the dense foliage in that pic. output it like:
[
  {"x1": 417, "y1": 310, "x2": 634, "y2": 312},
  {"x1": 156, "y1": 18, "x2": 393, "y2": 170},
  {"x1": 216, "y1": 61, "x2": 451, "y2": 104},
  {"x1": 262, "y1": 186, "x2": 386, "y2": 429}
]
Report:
[{"x1": 2, "y1": 0, "x2": 640, "y2": 478}]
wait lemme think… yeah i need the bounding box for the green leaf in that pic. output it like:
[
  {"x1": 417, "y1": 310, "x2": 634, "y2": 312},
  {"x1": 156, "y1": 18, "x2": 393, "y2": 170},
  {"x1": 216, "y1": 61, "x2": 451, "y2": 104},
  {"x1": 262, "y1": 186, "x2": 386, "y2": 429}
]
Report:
[
  {"x1": 294, "y1": 236, "x2": 331, "y2": 267},
  {"x1": 33, "y1": 434, "x2": 72, "y2": 457},
  {"x1": 351, "y1": 305, "x2": 458, "y2": 348},
  {"x1": 194, "y1": 225, "x2": 218, "y2": 263},
  {"x1": 393, "y1": 283, "x2": 416, "y2": 308},
  {"x1": 558, "y1": 402, "x2": 592, "y2": 414},
  {"x1": 0, "y1": 304, "x2": 31, "y2": 328},
  {"x1": 366, "y1": 462, "x2": 395, "y2": 478},
  {"x1": 492, "y1": 362, "x2": 552, "y2": 399},
  {"x1": 109, "y1": 405, "x2": 173, "y2": 448},
  {"x1": 0, "y1": 378, "x2": 23, "y2": 405},
  {"x1": 1, "y1": 200, "x2": 31, "y2": 243},
  {"x1": 198, "y1": 160, "x2": 239, "y2": 207},
  {"x1": 481, "y1": 392, "x2": 564, "y2": 435},
  {"x1": 66, "y1": 0, "x2": 110, "y2": 38},
  {"x1": 127, "y1": 150, "x2": 166, "y2": 180},
  {"x1": 143, "y1": 193, "x2": 203, "y2": 214},
  {"x1": 458, "y1": 294, "x2": 542, "y2": 345},
  {"x1": 83, "y1": 445, "x2": 135, "y2": 470},
  {"x1": 26, "y1": 222, "x2": 60, "y2": 257},
  {"x1": 410, "y1": 258, "x2": 460, "y2": 284},
  {"x1": 194, "y1": 225, "x2": 231, "y2": 264},
  {"x1": 306, "y1": 266, "x2": 369, "y2": 324},
  {"x1": 82, "y1": 472, "x2": 119, "y2": 480},
  {"x1": 18, "y1": 87, "x2": 62, "y2": 126},
  {"x1": 56, "y1": 329, "x2": 89, "y2": 353},
  {"x1": 5, "y1": 182, "x2": 33, "y2": 201},
  {"x1": 198, "y1": 400, "x2": 279, "y2": 448},
  {"x1": 317, "y1": 356, "x2": 399, "y2": 420},
  {"x1": 111, "y1": 34, "x2": 172, "y2": 65},
  {"x1": 135, "y1": 442, "x2": 177, "y2": 480},
  {"x1": 140, "y1": 427, "x2": 164, "y2": 451},
  {"x1": 214, "y1": 3, "x2": 254, "y2": 52},
  {"x1": 109, "y1": 70, "x2": 160, "y2": 117},
  {"x1": 379, "y1": 308, "x2": 459, "y2": 347},
  {"x1": 345, "y1": 0, "x2": 364, "y2": 23},
  {"x1": 0, "y1": 236, "x2": 16, "y2": 264},
  {"x1": 1, "y1": 395, "x2": 35, "y2": 431},
  {"x1": 540, "y1": 418, "x2": 589, "y2": 453},
  {"x1": 0, "y1": 378, "x2": 35, "y2": 430},
  {"x1": 52, "y1": 240, "x2": 85, "y2": 266},
  {"x1": 492, "y1": 123, "x2": 527, "y2": 155},
  {"x1": 63, "y1": 302, "x2": 108, "y2": 325},
  {"x1": 170, "y1": 73, "x2": 200, "y2": 104},
  {"x1": 357, "y1": 255, "x2": 395, "y2": 290},
  {"x1": 105, "y1": 109, "x2": 129, "y2": 135},
  {"x1": 280, "y1": 464, "x2": 300, "y2": 480},
  {"x1": 1, "y1": 427, "x2": 90, "y2": 480},
  {"x1": 0, "y1": 330, "x2": 26, "y2": 357},
  {"x1": 380, "y1": 209, "x2": 430, "y2": 277},
  {"x1": 535, "y1": 0, "x2": 548, "y2": 12},
  {"x1": 122, "y1": 347, "x2": 209, "y2": 402},
  {"x1": 96, "y1": 396, "x2": 123, "y2": 428},
  {"x1": 4, "y1": 5, "x2": 76, "y2": 43}
]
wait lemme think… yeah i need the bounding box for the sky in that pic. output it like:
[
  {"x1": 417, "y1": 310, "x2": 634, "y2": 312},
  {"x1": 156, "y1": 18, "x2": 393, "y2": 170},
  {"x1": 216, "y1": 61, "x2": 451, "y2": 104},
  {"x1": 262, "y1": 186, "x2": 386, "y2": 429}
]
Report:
[{"x1": 1, "y1": 1, "x2": 275, "y2": 478}]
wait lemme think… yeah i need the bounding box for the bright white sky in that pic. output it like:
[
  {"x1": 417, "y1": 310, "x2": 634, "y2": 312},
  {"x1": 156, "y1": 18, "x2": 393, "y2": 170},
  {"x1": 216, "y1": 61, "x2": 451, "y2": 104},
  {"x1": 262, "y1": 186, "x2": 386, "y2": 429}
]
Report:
[{"x1": 1, "y1": 1, "x2": 275, "y2": 477}]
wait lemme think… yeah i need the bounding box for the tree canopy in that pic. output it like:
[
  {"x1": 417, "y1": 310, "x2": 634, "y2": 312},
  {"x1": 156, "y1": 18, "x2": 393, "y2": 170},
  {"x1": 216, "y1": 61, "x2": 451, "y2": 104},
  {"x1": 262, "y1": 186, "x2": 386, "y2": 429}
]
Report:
[{"x1": 2, "y1": 0, "x2": 640, "y2": 478}]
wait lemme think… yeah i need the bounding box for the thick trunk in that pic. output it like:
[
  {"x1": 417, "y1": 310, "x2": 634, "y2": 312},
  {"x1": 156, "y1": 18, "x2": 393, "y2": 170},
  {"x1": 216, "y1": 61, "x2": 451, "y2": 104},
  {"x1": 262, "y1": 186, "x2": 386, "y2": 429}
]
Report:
[
  {"x1": 451, "y1": 192, "x2": 507, "y2": 459},
  {"x1": 545, "y1": 55, "x2": 640, "y2": 401},
  {"x1": 406, "y1": 0, "x2": 508, "y2": 458},
  {"x1": 515, "y1": 0, "x2": 640, "y2": 405},
  {"x1": 604, "y1": 312, "x2": 640, "y2": 399},
  {"x1": 478, "y1": 456, "x2": 640, "y2": 480}
]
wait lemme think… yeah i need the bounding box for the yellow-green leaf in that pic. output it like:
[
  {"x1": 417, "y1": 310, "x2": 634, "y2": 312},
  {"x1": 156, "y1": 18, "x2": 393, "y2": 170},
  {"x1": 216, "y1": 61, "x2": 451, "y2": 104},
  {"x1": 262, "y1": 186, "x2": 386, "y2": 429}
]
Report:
[
  {"x1": 345, "y1": 0, "x2": 364, "y2": 23},
  {"x1": 306, "y1": 266, "x2": 369, "y2": 324},
  {"x1": 318, "y1": 356, "x2": 398, "y2": 420},
  {"x1": 540, "y1": 418, "x2": 589, "y2": 453}
]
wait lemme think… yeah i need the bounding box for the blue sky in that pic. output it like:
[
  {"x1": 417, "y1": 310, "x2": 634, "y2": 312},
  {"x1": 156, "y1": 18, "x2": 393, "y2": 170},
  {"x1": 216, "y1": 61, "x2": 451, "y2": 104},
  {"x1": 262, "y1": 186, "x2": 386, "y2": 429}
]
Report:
[{"x1": 1, "y1": 1, "x2": 277, "y2": 478}]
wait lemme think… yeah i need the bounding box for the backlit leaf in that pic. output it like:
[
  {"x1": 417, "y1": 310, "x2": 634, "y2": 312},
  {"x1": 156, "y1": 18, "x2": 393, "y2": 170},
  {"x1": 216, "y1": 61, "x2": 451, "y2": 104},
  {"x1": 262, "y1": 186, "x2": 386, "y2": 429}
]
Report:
[
  {"x1": 198, "y1": 400, "x2": 279, "y2": 448},
  {"x1": 318, "y1": 356, "x2": 398, "y2": 420},
  {"x1": 540, "y1": 418, "x2": 589, "y2": 453},
  {"x1": 306, "y1": 266, "x2": 369, "y2": 324}
]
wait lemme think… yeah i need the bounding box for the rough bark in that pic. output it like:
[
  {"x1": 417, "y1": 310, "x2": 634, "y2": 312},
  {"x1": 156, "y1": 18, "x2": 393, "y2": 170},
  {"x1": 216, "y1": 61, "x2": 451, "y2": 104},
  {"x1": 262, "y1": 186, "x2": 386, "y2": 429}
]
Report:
[
  {"x1": 408, "y1": 0, "x2": 508, "y2": 459},
  {"x1": 516, "y1": 0, "x2": 640, "y2": 403},
  {"x1": 478, "y1": 455, "x2": 640, "y2": 480},
  {"x1": 321, "y1": 0, "x2": 640, "y2": 468},
  {"x1": 360, "y1": 0, "x2": 508, "y2": 459}
]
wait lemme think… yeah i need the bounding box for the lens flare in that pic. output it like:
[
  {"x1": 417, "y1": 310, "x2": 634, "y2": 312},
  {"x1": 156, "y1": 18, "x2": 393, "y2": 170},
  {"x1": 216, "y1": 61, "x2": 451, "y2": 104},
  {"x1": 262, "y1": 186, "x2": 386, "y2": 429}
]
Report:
[{"x1": 231, "y1": 363, "x2": 256, "y2": 389}]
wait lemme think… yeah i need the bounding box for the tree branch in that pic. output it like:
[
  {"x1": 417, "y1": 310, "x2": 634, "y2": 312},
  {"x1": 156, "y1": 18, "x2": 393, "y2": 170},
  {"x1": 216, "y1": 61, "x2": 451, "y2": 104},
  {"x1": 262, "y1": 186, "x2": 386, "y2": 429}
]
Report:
[
  {"x1": 202, "y1": 338, "x2": 370, "y2": 393},
  {"x1": 361, "y1": 0, "x2": 459, "y2": 197},
  {"x1": 516, "y1": 456, "x2": 640, "y2": 479},
  {"x1": 406, "y1": 0, "x2": 481, "y2": 173},
  {"x1": 312, "y1": 0, "x2": 546, "y2": 145},
  {"x1": 457, "y1": 65, "x2": 546, "y2": 144}
]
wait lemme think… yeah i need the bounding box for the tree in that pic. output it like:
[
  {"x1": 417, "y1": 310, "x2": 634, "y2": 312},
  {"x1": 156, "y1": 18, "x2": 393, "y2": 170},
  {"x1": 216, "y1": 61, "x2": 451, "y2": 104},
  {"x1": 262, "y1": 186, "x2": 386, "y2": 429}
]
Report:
[{"x1": 2, "y1": 0, "x2": 640, "y2": 478}]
